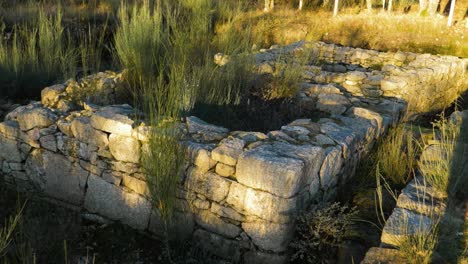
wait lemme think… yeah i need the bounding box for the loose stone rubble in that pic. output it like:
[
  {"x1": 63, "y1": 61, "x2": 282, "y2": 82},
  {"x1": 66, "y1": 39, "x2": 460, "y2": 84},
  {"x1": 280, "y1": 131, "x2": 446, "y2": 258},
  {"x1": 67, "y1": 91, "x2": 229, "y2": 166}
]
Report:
[{"x1": 1, "y1": 41, "x2": 467, "y2": 263}]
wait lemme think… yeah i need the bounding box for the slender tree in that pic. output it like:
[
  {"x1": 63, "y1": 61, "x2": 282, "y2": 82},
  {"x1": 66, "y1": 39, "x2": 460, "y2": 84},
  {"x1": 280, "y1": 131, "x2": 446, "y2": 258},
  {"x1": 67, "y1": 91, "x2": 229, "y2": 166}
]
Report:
[
  {"x1": 333, "y1": 0, "x2": 339, "y2": 16},
  {"x1": 264, "y1": 0, "x2": 274, "y2": 11},
  {"x1": 428, "y1": 0, "x2": 440, "y2": 15},
  {"x1": 299, "y1": 0, "x2": 304, "y2": 10},
  {"x1": 420, "y1": 0, "x2": 428, "y2": 14},
  {"x1": 366, "y1": 0, "x2": 372, "y2": 12},
  {"x1": 388, "y1": 0, "x2": 393, "y2": 11},
  {"x1": 447, "y1": 0, "x2": 456, "y2": 26},
  {"x1": 382, "y1": 0, "x2": 386, "y2": 11}
]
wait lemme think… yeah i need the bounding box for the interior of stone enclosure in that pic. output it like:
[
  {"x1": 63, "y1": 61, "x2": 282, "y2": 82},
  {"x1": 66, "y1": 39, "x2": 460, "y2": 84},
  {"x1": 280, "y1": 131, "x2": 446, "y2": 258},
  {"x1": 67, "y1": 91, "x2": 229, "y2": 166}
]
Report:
[{"x1": 0, "y1": 41, "x2": 467, "y2": 263}]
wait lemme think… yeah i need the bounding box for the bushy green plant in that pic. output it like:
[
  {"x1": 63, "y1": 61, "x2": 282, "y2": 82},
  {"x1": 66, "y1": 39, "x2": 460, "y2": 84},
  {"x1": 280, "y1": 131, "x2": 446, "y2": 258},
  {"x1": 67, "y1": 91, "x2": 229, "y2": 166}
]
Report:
[{"x1": 290, "y1": 202, "x2": 358, "y2": 263}]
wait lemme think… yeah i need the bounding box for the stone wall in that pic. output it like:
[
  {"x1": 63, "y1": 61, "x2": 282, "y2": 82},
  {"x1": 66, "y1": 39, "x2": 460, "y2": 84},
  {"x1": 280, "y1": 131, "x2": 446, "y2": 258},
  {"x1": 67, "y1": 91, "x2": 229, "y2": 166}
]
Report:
[
  {"x1": 0, "y1": 42, "x2": 466, "y2": 263},
  {"x1": 362, "y1": 110, "x2": 467, "y2": 264},
  {"x1": 256, "y1": 41, "x2": 468, "y2": 117}
]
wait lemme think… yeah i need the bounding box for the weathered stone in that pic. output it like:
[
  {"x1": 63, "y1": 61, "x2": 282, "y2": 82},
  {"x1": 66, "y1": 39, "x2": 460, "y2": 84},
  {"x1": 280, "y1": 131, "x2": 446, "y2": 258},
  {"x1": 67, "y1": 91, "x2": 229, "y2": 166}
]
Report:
[
  {"x1": 319, "y1": 146, "x2": 343, "y2": 189},
  {"x1": 0, "y1": 135, "x2": 22, "y2": 162},
  {"x1": 288, "y1": 119, "x2": 321, "y2": 134},
  {"x1": 0, "y1": 120, "x2": 20, "y2": 139},
  {"x1": 320, "y1": 122, "x2": 356, "y2": 158},
  {"x1": 236, "y1": 146, "x2": 305, "y2": 198},
  {"x1": 226, "y1": 182, "x2": 297, "y2": 223},
  {"x1": 346, "y1": 71, "x2": 367, "y2": 81},
  {"x1": 195, "y1": 210, "x2": 242, "y2": 238},
  {"x1": 211, "y1": 203, "x2": 245, "y2": 222},
  {"x1": 71, "y1": 117, "x2": 109, "y2": 148},
  {"x1": 56, "y1": 99, "x2": 76, "y2": 112},
  {"x1": 186, "y1": 142, "x2": 217, "y2": 173},
  {"x1": 193, "y1": 198, "x2": 210, "y2": 209},
  {"x1": 280, "y1": 125, "x2": 310, "y2": 138},
  {"x1": 186, "y1": 116, "x2": 228, "y2": 142},
  {"x1": 25, "y1": 149, "x2": 89, "y2": 205},
  {"x1": 102, "y1": 170, "x2": 122, "y2": 185},
  {"x1": 41, "y1": 84, "x2": 65, "y2": 107},
  {"x1": 57, "y1": 119, "x2": 72, "y2": 136},
  {"x1": 39, "y1": 135, "x2": 57, "y2": 152},
  {"x1": 381, "y1": 208, "x2": 433, "y2": 247},
  {"x1": 84, "y1": 175, "x2": 151, "y2": 230},
  {"x1": 184, "y1": 168, "x2": 231, "y2": 202},
  {"x1": 242, "y1": 220, "x2": 294, "y2": 252},
  {"x1": 317, "y1": 93, "x2": 350, "y2": 115},
  {"x1": 16, "y1": 107, "x2": 58, "y2": 131},
  {"x1": 215, "y1": 163, "x2": 235, "y2": 177},
  {"x1": 314, "y1": 134, "x2": 336, "y2": 146},
  {"x1": 396, "y1": 177, "x2": 446, "y2": 216},
  {"x1": 109, "y1": 134, "x2": 140, "y2": 163},
  {"x1": 90, "y1": 106, "x2": 134, "y2": 136},
  {"x1": 122, "y1": 175, "x2": 149, "y2": 196},
  {"x1": 193, "y1": 229, "x2": 241, "y2": 262},
  {"x1": 211, "y1": 137, "x2": 245, "y2": 166}
]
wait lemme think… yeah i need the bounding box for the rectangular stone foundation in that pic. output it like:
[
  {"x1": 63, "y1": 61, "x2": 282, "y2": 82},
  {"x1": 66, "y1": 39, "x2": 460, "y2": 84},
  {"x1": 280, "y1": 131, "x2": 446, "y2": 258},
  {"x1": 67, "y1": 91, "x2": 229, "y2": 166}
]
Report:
[{"x1": 1, "y1": 42, "x2": 467, "y2": 263}]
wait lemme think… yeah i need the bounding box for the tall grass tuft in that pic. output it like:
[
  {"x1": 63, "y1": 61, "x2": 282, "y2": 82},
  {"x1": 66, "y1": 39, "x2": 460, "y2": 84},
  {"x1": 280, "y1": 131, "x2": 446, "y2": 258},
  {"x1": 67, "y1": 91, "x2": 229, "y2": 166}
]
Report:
[
  {"x1": 376, "y1": 125, "x2": 418, "y2": 187},
  {"x1": 419, "y1": 114, "x2": 463, "y2": 195}
]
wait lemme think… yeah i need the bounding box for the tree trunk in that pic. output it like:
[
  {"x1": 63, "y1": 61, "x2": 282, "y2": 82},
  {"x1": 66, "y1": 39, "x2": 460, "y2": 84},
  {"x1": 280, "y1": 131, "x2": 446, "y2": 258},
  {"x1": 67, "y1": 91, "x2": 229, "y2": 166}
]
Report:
[
  {"x1": 333, "y1": 0, "x2": 339, "y2": 16},
  {"x1": 382, "y1": 0, "x2": 386, "y2": 11},
  {"x1": 447, "y1": 0, "x2": 456, "y2": 26},
  {"x1": 264, "y1": 0, "x2": 273, "y2": 11},
  {"x1": 428, "y1": 0, "x2": 440, "y2": 15},
  {"x1": 388, "y1": 0, "x2": 393, "y2": 11},
  {"x1": 419, "y1": 0, "x2": 428, "y2": 14},
  {"x1": 366, "y1": 0, "x2": 372, "y2": 12},
  {"x1": 299, "y1": 0, "x2": 304, "y2": 10},
  {"x1": 270, "y1": 0, "x2": 274, "y2": 10}
]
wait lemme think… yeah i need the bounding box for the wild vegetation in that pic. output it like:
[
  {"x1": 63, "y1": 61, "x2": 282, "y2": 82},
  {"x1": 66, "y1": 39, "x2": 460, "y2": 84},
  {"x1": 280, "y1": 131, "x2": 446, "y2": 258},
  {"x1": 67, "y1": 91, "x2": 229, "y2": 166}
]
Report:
[{"x1": 0, "y1": 0, "x2": 467, "y2": 263}]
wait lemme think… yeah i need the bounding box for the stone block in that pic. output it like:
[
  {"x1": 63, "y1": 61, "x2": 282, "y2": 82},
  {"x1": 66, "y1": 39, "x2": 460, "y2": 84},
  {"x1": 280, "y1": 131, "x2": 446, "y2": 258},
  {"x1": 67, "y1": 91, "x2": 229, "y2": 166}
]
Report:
[
  {"x1": 242, "y1": 220, "x2": 294, "y2": 252},
  {"x1": 194, "y1": 210, "x2": 242, "y2": 238},
  {"x1": 211, "y1": 137, "x2": 245, "y2": 166},
  {"x1": 25, "y1": 149, "x2": 89, "y2": 205},
  {"x1": 90, "y1": 105, "x2": 134, "y2": 136},
  {"x1": 71, "y1": 117, "x2": 109, "y2": 148},
  {"x1": 184, "y1": 168, "x2": 231, "y2": 202},
  {"x1": 16, "y1": 107, "x2": 58, "y2": 131},
  {"x1": 84, "y1": 175, "x2": 151, "y2": 230},
  {"x1": 109, "y1": 134, "x2": 140, "y2": 163}
]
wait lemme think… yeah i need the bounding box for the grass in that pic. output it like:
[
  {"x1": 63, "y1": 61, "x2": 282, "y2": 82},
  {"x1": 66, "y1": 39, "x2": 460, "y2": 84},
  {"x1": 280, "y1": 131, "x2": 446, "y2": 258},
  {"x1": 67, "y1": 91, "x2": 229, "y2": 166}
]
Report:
[
  {"x1": 375, "y1": 124, "x2": 419, "y2": 187},
  {"x1": 419, "y1": 114, "x2": 464, "y2": 196},
  {"x1": 239, "y1": 8, "x2": 468, "y2": 57}
]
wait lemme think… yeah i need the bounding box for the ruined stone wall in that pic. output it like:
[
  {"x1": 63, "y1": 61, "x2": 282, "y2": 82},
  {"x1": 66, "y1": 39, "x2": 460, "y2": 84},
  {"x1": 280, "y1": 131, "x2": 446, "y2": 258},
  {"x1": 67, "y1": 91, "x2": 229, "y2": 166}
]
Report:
[
  {"x1": 256, "y1": 41, "x2": 468, "y2": 117},
  {"x1": 1, "y1": 42, "x2": 466, "y2": 263}
]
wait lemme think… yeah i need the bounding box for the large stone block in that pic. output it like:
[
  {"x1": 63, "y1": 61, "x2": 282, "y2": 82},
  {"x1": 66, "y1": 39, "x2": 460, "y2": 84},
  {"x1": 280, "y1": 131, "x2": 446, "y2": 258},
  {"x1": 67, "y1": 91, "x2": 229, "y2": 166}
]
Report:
[
  {"x1": 0, "y1": 135, "x2": 22, "y2": 162},
  {"x1": 90, "y1": 105, "x2": 134, "y2": 136},
  {"x1": 0, "y1": 120, "x2": 20, "y2": 139},
  {"x1": 186, "y1": 116, "x2": 229, "y2": 142},
  {"x1": 319, "y1": 146, "x2": 343, "y2": 189},
  {"x1": 316, "y1": 93, "x2": 351, "y2": 115},
  {"x1": 242, "y1": 220, "x2": 294, "y2": 252},
  {"x1": 71, "y1": 117, "x2": 109, "y2": 148},
  {"x1": 226, "y1": 182, "x2": 298, "y2": 223},
  {"x1": 235, "y1": 146, "x2": 306, "y2": 198},
  {"x1": 109, "y1": 134, "x2": 141, "y2": 163},
  {"x1": 184, "y1": 168, "x2": 231, "y2": 202},
  {"x1": 193, "y1": 229, "x2": 241, "y2": 262},
  {"x1": 16, "y1": 107, "x2": 58, "y2": 131},
  {"x1": 380, "y1": 208, "x2": 433, "y2": 247},
  {"x1": 41, "y1": 84, "x2": 65, "y2": 107},
  {"x1": 25, "y1": 149, "x2": 89, "y2": 205},
  {"x1": 211, "y1": 137, "x2": 245, "y2": 166},
  {"x1": 194, "y1": 210, "x2": 242, "y2": 238},
  {"x1": 186, "y1": 142, "x2": 216, "y2": 173},
  {"x1": 84, "y1": 175, "x2": 151, "y2": 230}
]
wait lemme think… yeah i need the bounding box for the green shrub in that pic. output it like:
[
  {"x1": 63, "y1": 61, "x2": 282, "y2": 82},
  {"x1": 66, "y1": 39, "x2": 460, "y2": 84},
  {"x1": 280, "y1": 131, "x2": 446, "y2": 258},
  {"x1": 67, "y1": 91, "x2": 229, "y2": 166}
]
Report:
[{"x1": 290, "y1": 202, "x2": 358, "y2": 263}]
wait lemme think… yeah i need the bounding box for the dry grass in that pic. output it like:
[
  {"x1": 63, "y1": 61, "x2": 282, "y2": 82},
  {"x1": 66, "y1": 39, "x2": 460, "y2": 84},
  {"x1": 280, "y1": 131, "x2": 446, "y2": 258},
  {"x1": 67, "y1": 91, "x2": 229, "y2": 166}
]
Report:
[{"x1": 238, "y1": 8, "x2": 468, "y2": 57}]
